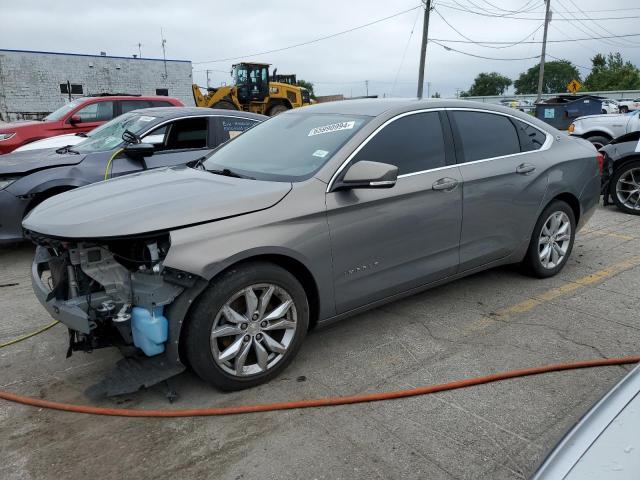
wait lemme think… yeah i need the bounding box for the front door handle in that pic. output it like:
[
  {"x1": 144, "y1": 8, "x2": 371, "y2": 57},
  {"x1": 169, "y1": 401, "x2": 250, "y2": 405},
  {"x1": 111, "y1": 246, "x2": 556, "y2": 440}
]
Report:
[
  {"x1": 516, "y1": 163, "x2": 536, "y2": 175},
  {"x1": 432, "y1": 177, "x2": 459, "y2": 191}
]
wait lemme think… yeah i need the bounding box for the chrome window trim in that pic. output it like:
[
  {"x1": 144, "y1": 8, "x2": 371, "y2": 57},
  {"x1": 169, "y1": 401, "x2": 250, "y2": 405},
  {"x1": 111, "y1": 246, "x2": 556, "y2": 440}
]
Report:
[{"x1": 326, "y1": 107, "x2": 553, "y2": 192}]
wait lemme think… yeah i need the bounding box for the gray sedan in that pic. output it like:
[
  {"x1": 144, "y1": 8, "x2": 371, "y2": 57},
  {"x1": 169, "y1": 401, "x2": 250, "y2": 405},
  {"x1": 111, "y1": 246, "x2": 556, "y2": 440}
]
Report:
[{"x1": 24, "y1": 99, "x2": 600, "y2": 393}]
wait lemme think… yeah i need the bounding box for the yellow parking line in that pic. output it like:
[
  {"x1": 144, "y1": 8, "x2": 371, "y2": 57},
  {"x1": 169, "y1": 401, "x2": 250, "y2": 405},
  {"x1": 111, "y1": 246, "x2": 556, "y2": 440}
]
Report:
[
  {"x1": 578, "y1": 229, "x2": 635, "y2": 241},
  {"x1": 463, "y1": 255, "x2": 640, "y2": 334}
]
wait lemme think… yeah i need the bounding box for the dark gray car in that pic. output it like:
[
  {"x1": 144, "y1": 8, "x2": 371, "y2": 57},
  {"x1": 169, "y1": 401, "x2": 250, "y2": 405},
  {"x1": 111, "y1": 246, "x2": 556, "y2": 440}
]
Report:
[
  {"x1": 23, "y1": 99, "x2": 600, "y2": 394},
  {"x1": 0, "y1": 107, "x2": 265, "y2": 243}
]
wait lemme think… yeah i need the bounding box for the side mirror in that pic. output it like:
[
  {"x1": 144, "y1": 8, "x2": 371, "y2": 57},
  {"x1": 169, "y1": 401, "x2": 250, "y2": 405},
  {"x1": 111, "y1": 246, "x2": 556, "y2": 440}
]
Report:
[
  {"x1": 333, "y1": 160, "x2": 398, "y2": 191},
  {"x1": 123, "y1": 142, "x2": 155, "y2": 159},
  {"x1": 69, "y1": 115, "x2": 82, "y2": 125}
]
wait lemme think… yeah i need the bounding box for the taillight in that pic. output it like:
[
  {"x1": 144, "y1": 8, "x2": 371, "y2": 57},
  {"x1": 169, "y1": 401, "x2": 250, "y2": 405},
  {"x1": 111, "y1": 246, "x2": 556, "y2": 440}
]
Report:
[
  {"x1": 568, "y1": 123, "x2": 575, "y2": 133},
  {"x1": 596, "y1": 153, "x2": 604, "y2": 174}
]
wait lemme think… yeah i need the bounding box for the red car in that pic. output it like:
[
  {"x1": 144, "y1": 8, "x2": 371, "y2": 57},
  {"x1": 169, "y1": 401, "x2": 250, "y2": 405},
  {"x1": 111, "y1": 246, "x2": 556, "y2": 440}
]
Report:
[{"x1": 0, "y1": 95, "x2": 184, "y2": 154}]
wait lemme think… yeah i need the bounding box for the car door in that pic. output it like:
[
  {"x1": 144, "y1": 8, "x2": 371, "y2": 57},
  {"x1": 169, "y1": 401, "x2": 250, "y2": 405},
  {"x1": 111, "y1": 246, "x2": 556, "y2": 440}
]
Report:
[
  {"x1": 449, "y1": 109, "x2": 549, "y2": 272},
  {"x1": 141, "y1": 116, "x2": 214, "y2": 169},
  {"x1": 326, "y1": 111, "x2": 462, "y2": 314}
]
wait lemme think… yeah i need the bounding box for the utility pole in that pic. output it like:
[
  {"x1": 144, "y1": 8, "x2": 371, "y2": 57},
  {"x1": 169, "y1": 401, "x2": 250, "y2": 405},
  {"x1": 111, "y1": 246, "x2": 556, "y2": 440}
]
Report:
[
  {"x1": 417, "y1": 0, "x2": 432, "y2": 99},
  {"x1": 206, "y1": 70, "x2": 211, "y2": 89},
  {"x1": 160, "y1": 28, "x2": 168, "y2": 80},
  {"x1": 137, "y1": 43, "x2": 142, "y2": 58},
  {"x1": 536, "y1": 0, "x2": 552, "y2": 103},
  {"x1": 365, "y1": 80, "x2": 369, "y2": 96}
]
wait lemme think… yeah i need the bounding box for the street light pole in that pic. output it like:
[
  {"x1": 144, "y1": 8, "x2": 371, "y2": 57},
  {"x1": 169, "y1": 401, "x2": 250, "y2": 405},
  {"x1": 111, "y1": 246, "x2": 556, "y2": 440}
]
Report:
[
  {"x1": 417, "y1": 0, "x2": 432, "y2": 99},
  {"x1": 536, "y1": 0, "x2": 552, "y2": 103}
]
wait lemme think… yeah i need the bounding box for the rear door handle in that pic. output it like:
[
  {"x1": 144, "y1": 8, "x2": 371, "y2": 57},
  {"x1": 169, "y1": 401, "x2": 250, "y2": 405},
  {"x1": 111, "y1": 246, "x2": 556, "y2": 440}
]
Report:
[
  {"x1": 432, "y1": 177, "x2": 459, "y2": 191},
  {"x1": 516, "y1": 163, "x2": 536, "y2": 175}
]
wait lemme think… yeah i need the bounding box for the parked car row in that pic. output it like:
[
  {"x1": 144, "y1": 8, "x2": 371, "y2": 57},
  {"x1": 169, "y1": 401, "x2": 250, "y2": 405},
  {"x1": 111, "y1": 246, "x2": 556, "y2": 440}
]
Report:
[
  {"x1": 14, "y1": 99, "x2": 600, "y2": 394},
  {"x1": 0, "y1": 94, "x2": 184, "y2": 154}
]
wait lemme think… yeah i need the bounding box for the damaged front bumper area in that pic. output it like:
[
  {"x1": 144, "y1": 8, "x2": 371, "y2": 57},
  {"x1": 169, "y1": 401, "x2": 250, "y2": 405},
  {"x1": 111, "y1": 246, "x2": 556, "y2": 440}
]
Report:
[{"x1": 30, "y1": 233, "x2": 207, "y2": 396}]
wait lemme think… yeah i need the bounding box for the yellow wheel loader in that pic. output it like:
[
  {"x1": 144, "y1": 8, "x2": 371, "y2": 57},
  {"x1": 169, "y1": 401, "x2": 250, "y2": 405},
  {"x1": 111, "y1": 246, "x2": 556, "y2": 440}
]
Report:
[{"x1": 192, "y1": 62, "x2": 311, "y2": 116}]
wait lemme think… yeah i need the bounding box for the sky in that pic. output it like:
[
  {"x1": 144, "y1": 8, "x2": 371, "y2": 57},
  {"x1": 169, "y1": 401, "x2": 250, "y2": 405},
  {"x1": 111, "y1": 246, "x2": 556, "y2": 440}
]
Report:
[{"x1": 0, "y1": 0, "x2": 639, "y2": 98}]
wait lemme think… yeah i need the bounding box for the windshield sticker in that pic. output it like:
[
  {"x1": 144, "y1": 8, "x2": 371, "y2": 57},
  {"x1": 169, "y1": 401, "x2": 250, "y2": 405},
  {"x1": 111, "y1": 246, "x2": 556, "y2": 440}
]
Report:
[
  {"x1": 138, "y1": 116, "x2": 156, "y2": 122},
  {"x1": 308, "y1": 121, "x2": 355, "y2": 137},
  {"x1": 312, "y1": 149, "x2": 329, "y2": 158}
]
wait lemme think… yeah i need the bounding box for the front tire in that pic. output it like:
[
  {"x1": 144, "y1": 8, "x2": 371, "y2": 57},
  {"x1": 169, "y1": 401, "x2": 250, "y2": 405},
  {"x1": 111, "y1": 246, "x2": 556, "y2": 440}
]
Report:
[
  {"x1": 184, "y1": 262, "x2": 309, "y2": 391},
  {"x1": 610, "y1": 160, "x2": 640, "y2": 215},
  {"x1": 522, "y1": 200, "x2": 576, "y2": 278},
  {"x1": 620, "y1": 106, "x2": 629, "y2": 113},
  {"x1": 584, "y1": 135, "x2": 610, "y2": 150}
]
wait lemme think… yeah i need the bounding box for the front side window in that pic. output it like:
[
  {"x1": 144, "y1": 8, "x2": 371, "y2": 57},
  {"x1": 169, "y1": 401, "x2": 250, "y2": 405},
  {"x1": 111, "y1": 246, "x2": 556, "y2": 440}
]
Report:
[
  {"x1": 204, "y1": 113, "x2": 370, "y2": 182},
  {"x1": 72, "y1": 101, "x2": 115, "y2": 123},
  {"x1": 44, "y1": 99, "x2": 84, "y2": 121},
  {"x1": 352, "y1": 112, "x2": 446, "y2": 175},
  {"x1": 451, "y1": 111, "x2": 521, "y2": 162},
  {"x1": 163, "y1": 117, "x2": 208, "y2": 150},
  {"x1": 72, "y1": 113, "x2": 158, "y2": 153}
]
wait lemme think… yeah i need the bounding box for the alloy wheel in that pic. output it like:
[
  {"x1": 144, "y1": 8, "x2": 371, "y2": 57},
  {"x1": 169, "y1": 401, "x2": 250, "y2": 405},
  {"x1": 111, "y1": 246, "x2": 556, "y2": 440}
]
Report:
[
  {"x1": 538, "y1": 211, "x2": 572, "y2": 269},
  {"x1": 615, "y1": 167, "x2": 640, "y2": 211},
  {"x1": 210, "y1": 283, "x2": 298, "y2": 377}
]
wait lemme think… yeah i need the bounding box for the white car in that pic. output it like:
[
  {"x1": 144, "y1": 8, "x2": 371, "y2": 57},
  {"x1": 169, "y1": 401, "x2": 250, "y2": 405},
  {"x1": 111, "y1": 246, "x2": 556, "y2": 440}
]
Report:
[
  {"x1": 13, "y1": 132, "x2": 165, "y2": 153},
  {"x1": 600, "y1": 99, "x2": 619, "y2": 114},
  {"x1": 14, "y1": 133, "x2": 86, "y2": 152},
  {"x1": 618, "y1": 98, "x2": 640, "y2": 113},
  {"x1": 568, "y1": 110, "x2": 640, "y2": 149}
]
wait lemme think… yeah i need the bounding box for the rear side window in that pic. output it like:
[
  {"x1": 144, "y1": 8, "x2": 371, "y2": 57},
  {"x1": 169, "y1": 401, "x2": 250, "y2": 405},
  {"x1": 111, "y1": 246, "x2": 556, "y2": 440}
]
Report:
[
  {"x1": 150, "y1": 100, "x2": 174, "y2": 108},
  {"x1": 513, "y1": 119, "x2": 547, "y2": 152},
  {"x1": 120, "y1": 100, "x2": 152, "y2": 114},
  {"x1": 451, "y1": 111, "x2": 520, "y2": 162},
  {"x1": 218, "y1": 117, "x2": 259, "y2": 144},
  {"x1": 353, "y1": 112, "x2": 446, "y2": 175},
  {"x1": 164, "y1": 117, "x2": 208, "y2": 150}
]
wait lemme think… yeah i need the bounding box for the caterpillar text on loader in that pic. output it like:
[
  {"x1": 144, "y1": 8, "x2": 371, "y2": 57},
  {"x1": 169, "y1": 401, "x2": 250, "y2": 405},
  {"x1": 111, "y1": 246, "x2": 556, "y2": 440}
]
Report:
[{"x1": 192, "y1": 62, "x2": 311, "y2": 116}]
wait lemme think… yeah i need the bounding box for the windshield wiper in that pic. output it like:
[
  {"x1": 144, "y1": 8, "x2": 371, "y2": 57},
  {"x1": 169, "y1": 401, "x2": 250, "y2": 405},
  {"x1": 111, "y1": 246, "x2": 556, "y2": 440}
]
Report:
[
  {"x1": 55, "y1": 146, "x2": 80, "y2": 155},
  {"x1": 209, "y1": 168, "x2": 254, "y2": 180}
]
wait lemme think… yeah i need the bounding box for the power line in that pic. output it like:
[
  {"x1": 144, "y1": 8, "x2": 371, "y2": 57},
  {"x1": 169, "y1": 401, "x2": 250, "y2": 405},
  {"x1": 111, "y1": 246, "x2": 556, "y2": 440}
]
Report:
[
  {"x1": 437, "y1": 2, "x2": 640, "y2": 20},
  {"x1": 193, "y1": 5, "x2": 422, "y2": 64},
  {"x1": 431, "y1": 40, "x2": 541, "y2": 60},
  {"x1": 429, "y1": 32, "x2": 640, "y2": 45},
  {"x1": 391, "y1": 8, "x2": 421, "y2": 96},
  {"x1": 434, "y1": 7, "x2": 544, "y2": 48}
]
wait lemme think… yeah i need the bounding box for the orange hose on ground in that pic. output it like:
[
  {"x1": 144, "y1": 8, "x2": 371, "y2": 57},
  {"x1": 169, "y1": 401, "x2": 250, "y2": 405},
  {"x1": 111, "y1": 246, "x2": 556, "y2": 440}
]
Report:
[{"x1": 1, "y1": 355, "x2": 638, "y2": 417}]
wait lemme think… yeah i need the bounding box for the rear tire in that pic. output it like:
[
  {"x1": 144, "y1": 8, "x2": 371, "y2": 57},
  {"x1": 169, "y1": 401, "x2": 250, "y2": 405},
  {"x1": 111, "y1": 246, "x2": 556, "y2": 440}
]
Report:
[
  {"x1": 620, "y1": 106, "x2": 629, "y2": 113},
  {"x1": 184, "y1": 262, "x2": 309, "y2": 391},
  {"x1": 211, "y1": 100, "x2": 238, "y2": 110},
  {"x1": 522, "y1": 200, "x2": 576, "y2": 278},
  {"x1": 268, "y1": 104, "x2": 289, "y2": 116},
  {"x1": 610, "y1": 160, "x2": 640, "y2": 215}
]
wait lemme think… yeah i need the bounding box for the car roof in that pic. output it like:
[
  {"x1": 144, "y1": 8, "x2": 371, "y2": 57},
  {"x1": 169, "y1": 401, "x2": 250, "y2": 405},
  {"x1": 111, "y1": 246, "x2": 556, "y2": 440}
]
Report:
[
  {"x1": 77, "y1": 95, "x2": 180, "y2": 103},
  {"x1": 126, "y1": 107, "x2": 267, "y2": 120},
  {"x1": 293, "y1": 98, "x2": 540, "y2": 121}
]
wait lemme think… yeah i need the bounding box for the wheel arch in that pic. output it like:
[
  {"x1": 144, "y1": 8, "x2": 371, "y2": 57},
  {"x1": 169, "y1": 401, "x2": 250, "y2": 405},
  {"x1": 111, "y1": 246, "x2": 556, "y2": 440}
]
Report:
[
  {"x1": 550, "y1": 192, "x2": 581, "y2": 224},
  {"x1": 582, "y1": 130, "x2": 613, "y2": 141}
]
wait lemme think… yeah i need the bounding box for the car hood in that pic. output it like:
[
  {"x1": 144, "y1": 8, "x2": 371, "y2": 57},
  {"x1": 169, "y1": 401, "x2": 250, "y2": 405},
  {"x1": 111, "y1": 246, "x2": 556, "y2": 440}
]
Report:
[
  {"x1": 23, "y1": 166, "x2": 293, "y2": 238},
  {"x1": 0, "y1": 120, "x2": 45, "y2": 132},
  {"x1": 0, "y1": 148, "x2": 85, "y2": 175},
  {"x1": 575, "y1": 113, "x2": 629, "y2": 123}
]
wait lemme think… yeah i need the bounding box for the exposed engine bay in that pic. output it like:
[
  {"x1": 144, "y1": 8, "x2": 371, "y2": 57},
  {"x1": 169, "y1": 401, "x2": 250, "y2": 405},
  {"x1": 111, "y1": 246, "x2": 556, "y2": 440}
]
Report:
[{"x1": 29, "y1": 233, "x2": 207, "y2": 395}]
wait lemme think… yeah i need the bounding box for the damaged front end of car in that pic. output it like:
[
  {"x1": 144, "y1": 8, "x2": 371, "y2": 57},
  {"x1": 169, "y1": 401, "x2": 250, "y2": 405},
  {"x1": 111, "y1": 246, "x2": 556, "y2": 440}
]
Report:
[{"x1": 28, "y1": 231, "x2": 208, "y2": 397}]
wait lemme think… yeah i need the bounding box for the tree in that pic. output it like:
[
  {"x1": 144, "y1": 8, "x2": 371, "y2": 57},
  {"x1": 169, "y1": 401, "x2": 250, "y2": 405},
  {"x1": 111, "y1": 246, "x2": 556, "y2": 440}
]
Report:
[
  {"x1": 296, "y1": 79, "x2": 316, "y2": 99},
  {"x1": 514, "y1": 60, "x2": 580, "y2": 94},
  {"x1": 583, "y1": 53, "x2": 640, "y2": 91},
  {"x1": 431, "y1": 91, "x2": 441, "y2": 98},
  {"x1": 463, "y1": 72, "x2": 512, "y2": 97}
]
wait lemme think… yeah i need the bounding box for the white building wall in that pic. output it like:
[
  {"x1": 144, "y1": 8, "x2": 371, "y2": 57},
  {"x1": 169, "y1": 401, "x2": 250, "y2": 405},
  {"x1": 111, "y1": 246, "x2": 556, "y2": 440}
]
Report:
[{"x1": 0, "y1": 49, "x2": 194, "y2": 120}]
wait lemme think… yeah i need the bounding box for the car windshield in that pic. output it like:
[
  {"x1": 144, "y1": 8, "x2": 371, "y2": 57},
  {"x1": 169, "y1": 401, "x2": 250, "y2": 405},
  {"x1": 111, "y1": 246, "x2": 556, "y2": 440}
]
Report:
[
  {"x1": 72, "y1": 113, "x2": 158, "y2": 153},
  {"x1": 204, "y1": 112, "x2": 370, "y2": 181},
  {"x1": 44, "y1": 99, "x2": 84, "y2": 121}
]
